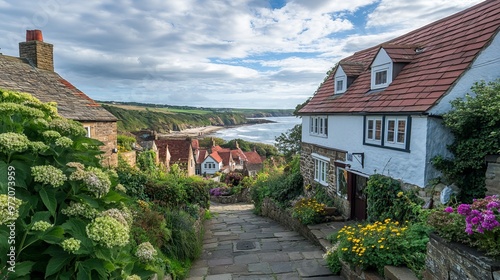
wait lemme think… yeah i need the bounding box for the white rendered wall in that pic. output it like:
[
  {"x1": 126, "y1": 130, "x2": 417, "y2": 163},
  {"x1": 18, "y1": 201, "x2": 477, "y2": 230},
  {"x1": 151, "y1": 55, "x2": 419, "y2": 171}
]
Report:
[
  {"x1": 428, "y1": 32, "x2": 500, "y2": 115},
  {"x1": 302, "y1": 115, "x2": 429, "y2": 187},
  {"x1": 201, "y1": 158, "x2": 219, "y2": 175}
]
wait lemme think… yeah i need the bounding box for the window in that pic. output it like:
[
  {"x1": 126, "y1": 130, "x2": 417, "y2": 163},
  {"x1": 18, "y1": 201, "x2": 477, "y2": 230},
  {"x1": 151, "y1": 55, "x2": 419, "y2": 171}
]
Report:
[
  {"x1": 309, "y1": 116, "x2": 328, "y2": 137},
  {"x1": 312, "y1": 153, "x2": 329, "y2": 185},
  {"x1": 84, "y1": 126, "x2": 91, "y2": 138},
  {"x1": 385, "y1": 117, "x2": 407, "y2": 147},
  {"x1": 365, "y1": 117, "x2": 382, "y2": 144},
  {"x1": 364, "y1": 116, "x2": 410, "y2": 151},
  {"x1": 375, "y1": 70, "x2": 387, "y2": 85},
  {"x1": 336, "y1": 80, "x2": 344, "y2": 92},
  {"x1": 336, "y1": 167, "x2": 348, "y2": 199}
]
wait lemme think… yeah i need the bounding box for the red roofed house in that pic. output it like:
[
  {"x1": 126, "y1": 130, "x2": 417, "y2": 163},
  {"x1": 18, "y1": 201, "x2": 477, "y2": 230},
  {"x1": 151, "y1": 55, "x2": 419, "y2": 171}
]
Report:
[
  {"x1": 201, "y1": 151, "x2": 224, "y2": 175},
  {"x1": 298, "y1": 0, "x2": 500, "y2": 220},
  {"x1": 0, "y1": 30, "x2": 118, "y2": 166},
  {"x1": 243, "y1": 150, "x2": 263, "y2": 177},
  {"x1": 155, "y1": 138, "x2": 196, "y2": 176}
]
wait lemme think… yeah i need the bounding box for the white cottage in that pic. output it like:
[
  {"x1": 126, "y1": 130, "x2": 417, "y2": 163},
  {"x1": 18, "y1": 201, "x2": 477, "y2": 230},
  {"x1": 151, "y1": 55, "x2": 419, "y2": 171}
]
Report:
[
  {"x1": 201, "y1": 152, "x2": 223, "y2": 175},
  {"x1": 298, "y1": 0, "x2": 500, "y2": 220}
]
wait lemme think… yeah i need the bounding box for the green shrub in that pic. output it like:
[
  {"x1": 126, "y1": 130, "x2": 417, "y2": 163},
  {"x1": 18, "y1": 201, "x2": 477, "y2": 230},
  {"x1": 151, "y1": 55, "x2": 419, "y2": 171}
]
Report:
[
  {"x1": 324, "y1": 244, "x2": 342, "y2": 275},
  {"x1": 117, "y1": 156, "x2": 148, "y2": 200},
  {"x1": 162, "y1": 209, "x2": 202, "y2": 261},
  {"x1": 313, "y1": 185, "x2": 335, "y2": 207},
  {"x1": 365, "y1": 174, "x2": 423, "y2": 223},
  {"x1": 117, "y1": 134, "x2": 136, "y2": 152}
]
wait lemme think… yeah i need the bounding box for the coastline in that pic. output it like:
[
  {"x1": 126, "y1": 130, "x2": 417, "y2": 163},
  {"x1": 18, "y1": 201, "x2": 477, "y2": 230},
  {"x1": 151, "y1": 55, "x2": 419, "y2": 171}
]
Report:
[{"x1": 157, "y1": 125, "x2": 225, "y2": 138}]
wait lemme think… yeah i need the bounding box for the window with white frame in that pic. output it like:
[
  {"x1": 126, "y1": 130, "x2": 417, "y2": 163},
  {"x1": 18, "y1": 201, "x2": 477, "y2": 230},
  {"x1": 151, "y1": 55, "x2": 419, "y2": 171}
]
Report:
[
  {"x1": 364, "y1": 115, "x2": 410, "y2": 151},
  {"x1": 335, "y1": 76, "x2": 346, "y2": 94},
  {"x1": 365, "y1": 117, "x2": 382, "y2": 144},
  {"x1": 312, "y1": 153, "x2": 329, "y2": 185},
  {"x1": 336, "y1": 167, "x2": 348, "y2": 199},
  {"x1": 370, "y1": 49, "x2": 393, "y2": 90},
  {"x1": 309, "y1": 116, "x2": 328, "y2": 137},
  {"x1": 385, "y1": 117, "x2": 407, "y2": 147}
]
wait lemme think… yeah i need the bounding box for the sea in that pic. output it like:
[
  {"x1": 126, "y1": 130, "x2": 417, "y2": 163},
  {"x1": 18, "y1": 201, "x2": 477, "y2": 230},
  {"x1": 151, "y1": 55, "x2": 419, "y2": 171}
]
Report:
[{"x1": 210, "y1": 116, "x2": 302, "y2": 145}]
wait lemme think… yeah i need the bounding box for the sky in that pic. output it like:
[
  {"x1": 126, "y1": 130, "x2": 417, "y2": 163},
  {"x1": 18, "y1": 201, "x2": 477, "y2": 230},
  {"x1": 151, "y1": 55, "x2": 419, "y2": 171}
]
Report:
[{"x1": 0, "y1": 0, "x2": 485, "y2": 109}]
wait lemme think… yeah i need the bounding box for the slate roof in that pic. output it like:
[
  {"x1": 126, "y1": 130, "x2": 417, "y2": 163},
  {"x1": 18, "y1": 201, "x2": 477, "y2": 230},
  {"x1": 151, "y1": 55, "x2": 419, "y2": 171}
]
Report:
[
  {"x1": 0, "y1": 54, "x2": 117, "y2": 121},
  {"x1": 299, "y1": 0, "x2": 500, "y2": 114}
]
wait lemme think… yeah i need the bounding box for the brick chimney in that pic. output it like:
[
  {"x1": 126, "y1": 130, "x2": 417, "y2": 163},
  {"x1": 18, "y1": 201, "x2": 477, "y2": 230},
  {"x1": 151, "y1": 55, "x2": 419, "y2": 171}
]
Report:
[{"x1": 19, "y1": 30, "x2": 54, "y2": 71}]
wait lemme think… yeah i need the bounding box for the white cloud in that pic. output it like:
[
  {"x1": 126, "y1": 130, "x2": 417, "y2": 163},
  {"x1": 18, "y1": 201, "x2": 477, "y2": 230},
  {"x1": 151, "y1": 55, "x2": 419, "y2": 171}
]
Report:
[{"x1": 0, "y1": 0, "x2": 487, "y2": 108}]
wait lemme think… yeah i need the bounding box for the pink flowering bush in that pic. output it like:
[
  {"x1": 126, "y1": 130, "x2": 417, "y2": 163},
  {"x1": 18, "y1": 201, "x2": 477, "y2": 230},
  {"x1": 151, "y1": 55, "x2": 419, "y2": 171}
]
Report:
[{"x1": 435, "y1": 195, "x2": 500, "y2": 258}]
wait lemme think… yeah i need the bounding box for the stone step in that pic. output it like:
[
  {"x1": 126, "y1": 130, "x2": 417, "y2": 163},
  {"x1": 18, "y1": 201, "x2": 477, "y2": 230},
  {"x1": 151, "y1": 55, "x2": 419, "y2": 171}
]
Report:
[{"x1": 384, "y1": 266, "x2": 418, "y2": 280}]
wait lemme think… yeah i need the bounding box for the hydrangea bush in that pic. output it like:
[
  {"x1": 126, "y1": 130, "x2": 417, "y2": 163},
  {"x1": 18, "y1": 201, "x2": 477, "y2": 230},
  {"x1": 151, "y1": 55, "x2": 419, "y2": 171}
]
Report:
[{"x1": 0, "y1": 89, "x2": 162, "y2": 279}]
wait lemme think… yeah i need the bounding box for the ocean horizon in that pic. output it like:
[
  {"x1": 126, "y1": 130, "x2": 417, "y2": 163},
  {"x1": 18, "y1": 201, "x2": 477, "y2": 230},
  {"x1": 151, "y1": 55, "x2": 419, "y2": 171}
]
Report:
[{"x1": 209, "y1": 116, "x2": 301, "y2": 145}]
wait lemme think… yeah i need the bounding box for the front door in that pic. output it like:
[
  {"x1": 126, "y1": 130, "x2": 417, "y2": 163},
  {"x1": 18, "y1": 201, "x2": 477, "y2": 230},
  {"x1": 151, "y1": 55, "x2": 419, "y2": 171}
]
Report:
[{"x1": 350, "y1": 173, "x2": 367, "y2": 220}]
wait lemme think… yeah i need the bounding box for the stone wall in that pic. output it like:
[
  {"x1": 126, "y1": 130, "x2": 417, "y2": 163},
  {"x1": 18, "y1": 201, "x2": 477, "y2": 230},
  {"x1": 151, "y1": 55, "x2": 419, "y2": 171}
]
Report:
[
  {"x1": 210, "y1": 188, "x2": 251, "y2": 204},
  {"x1": 260, "y1": 198, "x2": 319, "y2": 246},
  {"x1": 120, "y1": 151, "x2": 136, "y2": 167},
  {"x1": 485, "y1": 155, "x2": 500, "y2": 196},
  {"x1": 82, "y1": 121, "x2": 118, "y2": 167},
  {"x1": 424, "y1": 234, "x2": 500, "y2": 280},
  {"x1": 19, "y1": 40, "x2": 54, "y2": 71},
  {"x1": 300, "y1": 142, "x2": 350, "y2": 218}
]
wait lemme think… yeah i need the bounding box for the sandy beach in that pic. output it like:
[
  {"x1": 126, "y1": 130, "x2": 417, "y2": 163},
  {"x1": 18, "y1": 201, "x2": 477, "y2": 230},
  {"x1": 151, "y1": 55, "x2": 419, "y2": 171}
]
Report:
[{"x1": 158, "y1": 125, "x2": 225, "y2": 138}]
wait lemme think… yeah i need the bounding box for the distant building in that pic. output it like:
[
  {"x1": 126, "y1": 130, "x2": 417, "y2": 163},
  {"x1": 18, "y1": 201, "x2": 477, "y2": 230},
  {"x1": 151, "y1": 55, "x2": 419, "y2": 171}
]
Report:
[
  {"x1": 298, "y1": 0, "x2": 500, "y2": 220},
  {"x1": 0, "y1": 30, "x2": 118, "y2": 166}
]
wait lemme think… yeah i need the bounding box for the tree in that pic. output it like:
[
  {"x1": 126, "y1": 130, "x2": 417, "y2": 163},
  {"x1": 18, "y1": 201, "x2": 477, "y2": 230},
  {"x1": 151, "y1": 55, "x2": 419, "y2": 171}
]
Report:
[
  {"x1": 432, "y1": 80, "x2": 500, "y2": 202},
  {"x1": 275, "y1": 124, "x2": 302, "y2": 160}
]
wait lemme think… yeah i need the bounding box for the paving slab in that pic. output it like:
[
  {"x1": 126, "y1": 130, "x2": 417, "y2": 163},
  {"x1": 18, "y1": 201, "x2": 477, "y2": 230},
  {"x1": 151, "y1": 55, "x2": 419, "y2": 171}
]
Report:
[{"x1": 187, "y1": 202, "x2": 339, "y2": 279}]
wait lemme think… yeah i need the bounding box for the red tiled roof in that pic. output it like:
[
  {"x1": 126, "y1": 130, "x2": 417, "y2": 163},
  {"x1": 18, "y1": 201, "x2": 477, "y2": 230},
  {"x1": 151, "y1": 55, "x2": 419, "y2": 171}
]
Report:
[
  {"x1": 218, "y1": 151, "x2": 233, "y2": 166},
  {"x1": 231, "y1": 149, "x2": 248, "y2": 162},
  {"x1": 299, "y1": 0, "x2": 500, "y2": 114},
  {"x1": 339, "y1": 61, "x2": 367, "y2": 76},
  {"x1": 209, "y1": 151, "x2": 223, "y2": 163},
  {"x1": 197, "y1": 149, "x2": 207, "y2": 164},
  {"x1": 212, "y1": 145, "x2": 230, "y2": 152},
  {"x1": 244, "y1": 151, "x2": 263, "y2": 164},
  {"x1": 155, "y1": 139, "x2": 192, "y2": 164}
]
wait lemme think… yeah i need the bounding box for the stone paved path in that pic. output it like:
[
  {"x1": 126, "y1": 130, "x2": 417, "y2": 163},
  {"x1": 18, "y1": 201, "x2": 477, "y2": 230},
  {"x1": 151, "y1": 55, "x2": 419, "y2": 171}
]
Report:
[{"x1": 187, "y1": 203, "x2": 341, "y2": 280}]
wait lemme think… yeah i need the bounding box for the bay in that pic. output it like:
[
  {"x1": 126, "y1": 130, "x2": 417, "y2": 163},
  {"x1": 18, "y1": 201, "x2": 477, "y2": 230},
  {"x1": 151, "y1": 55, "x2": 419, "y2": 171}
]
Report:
[{"x1": 210, "y1": 116, "x2": 302, "y2": 145}]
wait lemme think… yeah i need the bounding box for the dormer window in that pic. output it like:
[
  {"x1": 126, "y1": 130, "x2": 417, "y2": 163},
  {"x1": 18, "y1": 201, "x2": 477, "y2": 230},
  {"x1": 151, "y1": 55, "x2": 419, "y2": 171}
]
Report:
[
  {"x1": 375, "y1": 69, "x2": 387, "y2": 85},
  {"x1": 334, "y1": 66, "x2": 347, "y2": 94},
  {"x1": 370, "y1": 45, "x2": 415, "y2": 90}
]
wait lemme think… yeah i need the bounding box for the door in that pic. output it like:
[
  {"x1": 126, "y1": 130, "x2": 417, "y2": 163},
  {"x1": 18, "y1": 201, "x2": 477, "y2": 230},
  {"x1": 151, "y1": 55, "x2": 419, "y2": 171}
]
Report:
[{"x1": 350, "y1": 173, "x2": 367, "y2": 220}]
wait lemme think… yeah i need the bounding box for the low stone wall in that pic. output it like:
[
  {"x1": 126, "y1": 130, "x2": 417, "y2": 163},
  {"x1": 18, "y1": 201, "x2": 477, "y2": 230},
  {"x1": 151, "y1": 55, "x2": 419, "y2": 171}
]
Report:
[
  {"x1": 210, "y1": 188, "x2": 251, "y2": 204},
  {"x1": 340, "y1": 260, "x2": 382, "y2": 280},
  {"x1": 119, "y1": 151, "x2": 136, "y2": 167},
  {"x1": 260, "y1": 198, "x2": 320, "y2": 246},
  {"x1": 424, "y1": 233, "x2": 500, "y2": 280}
]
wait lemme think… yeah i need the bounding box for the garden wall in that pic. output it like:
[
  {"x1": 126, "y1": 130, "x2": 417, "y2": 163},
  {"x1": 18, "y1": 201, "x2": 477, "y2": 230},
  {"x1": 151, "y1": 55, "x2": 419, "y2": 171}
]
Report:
[
  {"x1": 210, "y1": 188, "x2": 251, "y2": 204},
  {"x1": 424, "y1": 234, "x2": 500, "y2": 280},
  {"x1": 119, "y1": 151, "x2": 136, "y2": 167},
  {"x1": 485, "y1": 155, "x2": 500, "y2": 196}
]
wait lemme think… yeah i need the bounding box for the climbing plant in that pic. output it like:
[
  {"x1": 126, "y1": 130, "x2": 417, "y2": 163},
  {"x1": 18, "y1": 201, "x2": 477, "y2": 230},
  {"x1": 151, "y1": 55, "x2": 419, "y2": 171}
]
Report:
[{"x1": 432, "y1": 80, "x2": 500, "y2": 202}]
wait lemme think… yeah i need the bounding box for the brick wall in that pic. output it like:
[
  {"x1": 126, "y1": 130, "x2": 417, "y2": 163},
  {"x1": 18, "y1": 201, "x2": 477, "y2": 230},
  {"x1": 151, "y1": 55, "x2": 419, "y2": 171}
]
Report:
[
  {"x1": 300, "y1": 142, "x2": 350, "y2": 218},
  {"x1": 485, "y1": 155, "x2": 500, "y2": 196}
]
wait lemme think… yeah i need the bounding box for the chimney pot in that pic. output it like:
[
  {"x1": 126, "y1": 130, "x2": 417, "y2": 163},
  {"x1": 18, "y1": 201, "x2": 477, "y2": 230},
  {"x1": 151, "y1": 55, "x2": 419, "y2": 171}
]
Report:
[{"x1": 26, "y1": 30, "x2": 43, "y2": 42}]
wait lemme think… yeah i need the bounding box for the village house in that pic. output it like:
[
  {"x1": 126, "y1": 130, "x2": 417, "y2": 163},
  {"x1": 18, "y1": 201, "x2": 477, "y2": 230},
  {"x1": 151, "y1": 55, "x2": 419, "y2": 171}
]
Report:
[
  {"x1": 155, "y1": 138, "x2": 196, "y2": 176},
  {"x1": 0, "y1": 30, "x2": 118, "y2": 166},
  {"x1": 298, "y1": 0, "x2": 500, "y2": 220}
]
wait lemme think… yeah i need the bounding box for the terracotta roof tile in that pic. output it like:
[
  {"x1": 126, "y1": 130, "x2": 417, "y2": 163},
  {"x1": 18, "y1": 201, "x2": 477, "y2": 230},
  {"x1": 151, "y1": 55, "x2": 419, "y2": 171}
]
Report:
[{"x1": 300, "y1": 0, "x2": 500, "y2": 115}]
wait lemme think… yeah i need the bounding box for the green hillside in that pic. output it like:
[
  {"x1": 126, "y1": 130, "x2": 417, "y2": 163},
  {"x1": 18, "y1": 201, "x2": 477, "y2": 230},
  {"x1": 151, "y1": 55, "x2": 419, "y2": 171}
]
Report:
[{"x1": 101, "y1": 103, "x2": 293, "y2": 133}]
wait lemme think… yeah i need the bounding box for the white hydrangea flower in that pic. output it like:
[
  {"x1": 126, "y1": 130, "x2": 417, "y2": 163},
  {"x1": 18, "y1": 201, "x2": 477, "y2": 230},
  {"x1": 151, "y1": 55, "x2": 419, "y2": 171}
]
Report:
[
  {"x1": 135, "y1": 242, "x2": 158, "y2": 262},
  {"x1": 61, "y1": 202, "x2": 99, "y2": 219},
  {"x1": 42, "y1": 130, "x2": 61, "y2": 140},
  {"x1": 29, "y1": 141, "x2": 49, "y2": 153},
  {"x1": 0, "y1": 132, "x2": 29, "y2": 154},
  {"x1": 101, "y1": 208, "x2": 129, "y2": 227},
  {"x1": 0, "y1": 102, "x2": 44, "y2": 118},
  {"x1": 55, "y1": 136, "x2": 73, "y2": 148},
  {"x1": 32, "y1": 221, "x2": 53, "y2": 231},
  {"x1": 61, "y1": 238, "x2": 81, "y2": 253},
  {"x1": 66, "y1": 162, "x2": 85, "y2": 170},
  {"x1": 126, "y1": 275, "x2": 141, "y2": 280},
  {"x1": 86, "y1": 216, "x2": 129, "y2": 248},
  {"x1": 83, "y1": 167, "x2": 111, "y2": 198},
  {"x1": 49, "y1": 118, "x2": 86, "y2": 137},
  {"x1": 31, "y1": 165, "x2": 67, "y2": 188},
  {"x1": 115, "y1": 183, "x2": 127, "y2": 193},
  {"x1": 0, "y1": 195, "x2": 23, "y2": 225}
]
